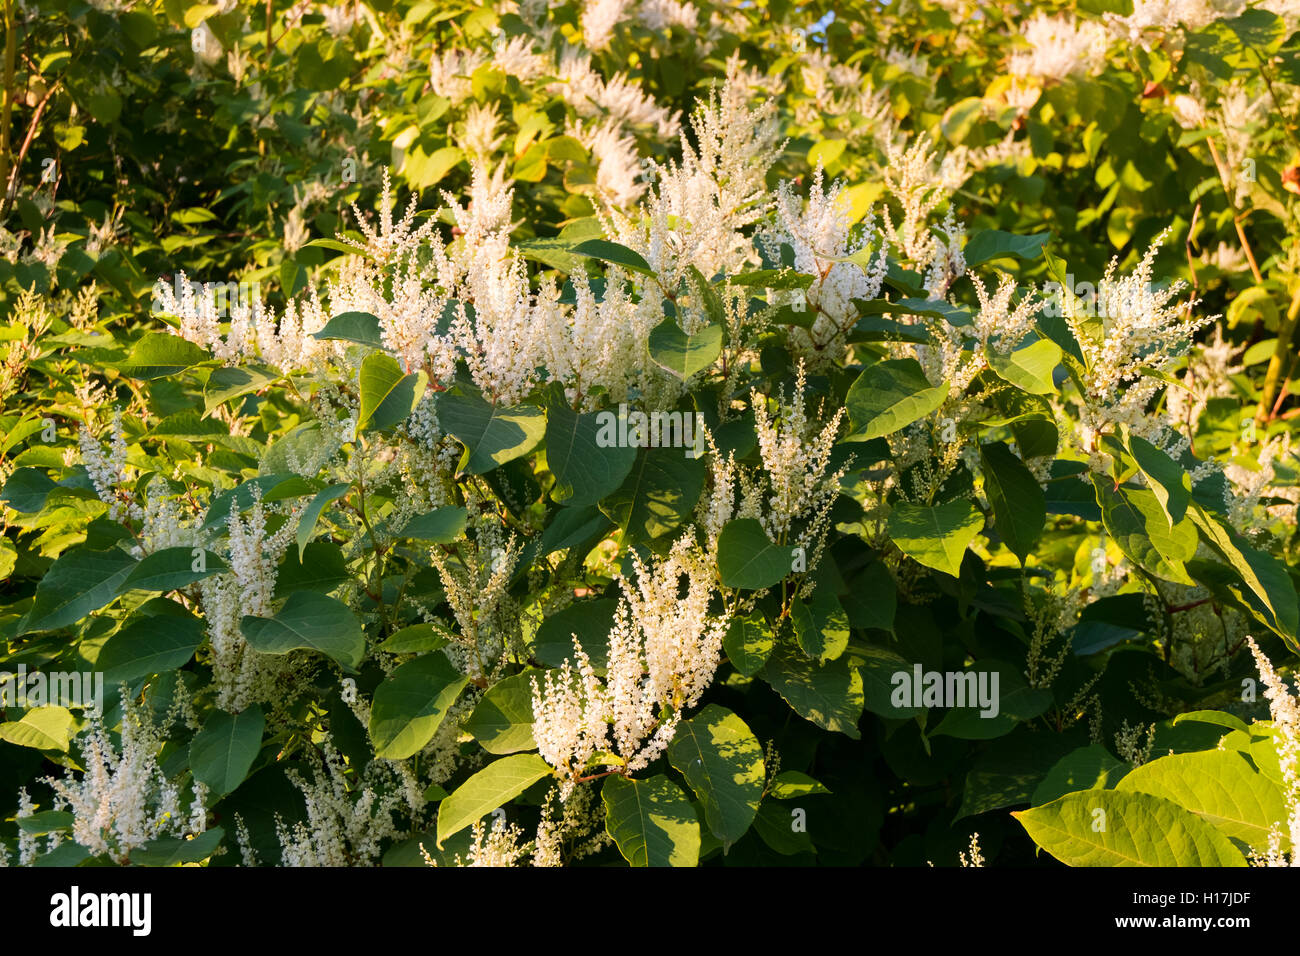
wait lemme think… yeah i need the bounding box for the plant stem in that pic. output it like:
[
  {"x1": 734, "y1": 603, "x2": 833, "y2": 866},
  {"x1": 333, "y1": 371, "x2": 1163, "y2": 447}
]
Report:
[{"x1": 1256, "y1": 282, "x2": 1300, "y2": 423}]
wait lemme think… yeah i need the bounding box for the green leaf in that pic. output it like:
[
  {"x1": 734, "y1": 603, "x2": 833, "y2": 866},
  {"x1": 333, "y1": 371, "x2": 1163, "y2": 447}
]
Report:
[
  {"x1": 762, "y1": 648, "x2": 863, "y2": 739},
  {"x1": 369, "y1": 653, "x2": 470, "y2": 760},
  {"x1": 399, "y1": 505, "x2": 469, "y2": 542},
  {"x1": 23, "y1": 546, "x2": 138, "y2": 634},
  {"x1": 0, "y1": 707, "x2": 74, "y2": 751},
  {"x1": 599, "y1": 444, "x2": 704, "y2": 548},
  {"x1": 886, "y1": 499, "x2": 983, "y2": 577},
  {"x1": 544, "y1": 397, "x2": 637, "y2": 507},
  {"x1": 570, "y1": 239, "x2": 654, "y2": 276},
  {"x1": 436, "y1": 753, "x2": 552, "y2": 847},
  {"x1": 533, "y1": 598, "x2": 617, "y2": 670},
  {"x1": 1115, "y1": 748, "x2": 1288, "y2": 852},
  {"x1": 666, "y1": 704, "x2": 765, "y2": 847},
  {"x1": 123, "y1": 547, "x2": 227, "y2": 591},
  {"x1": 120, "y1": 332, "x2": 209, "y2": 379},
  {"x1": 240, "y1": 591, "x2": 365, "y2": 671},
  {"x1": 376, "y1": 621, "x2": 453, "y2": 655},
  {"x1": 790, "y1": 591, "x2": 850, "y2": 663},
  {"x1": 1187, "y1": 505, "x2": 1299, "y2": 644},
  {"x1": 189, "y1": 706, "x2": 264, "y2": 797},
  {"x1": 1127, "y1": 435, "x2": 1191, "y2": 527},
  {"x1": 436, "y1": 393, "x2": 546, "y2": 475},
  {"x1": 964, "y1": 230, "x2": 1052, "y2": 267},
  {"x1": 464, "y1": 671, "x2": 539, "y2": 755},
  {"x1": 1094, "y1": 479, "x2": 1197, "y2": 585},
  {"x1": 98, "y1": 612, "x2": 205, "y2": 685},
  {"x1": 717, "y1": 518, "x2": 796, "y2": 590},
  {"x1": 358, "y1": 351, "x2": 425, "y2": 432},
  {"x1": 986, "y1": 338, "x2": 1062, "y2": 395},
  {"x1": 980, "y1": 442, "x2": 1045, "y2": 564},
  {"x1": 723, "y1": 615, "x2": 775, "y2": 678},
  {"x1": 312, "y1": 311, "x2": 384, "y2": 349},
  {"x1": 648, "y1": 319, "x2": 723, "y2": 380},
  {"x1": 1, "y1": 467, "x2": 57, "y2": 513},
  {"x1": 770, "y1": 771, "x2": 831, "y2": 798},
  {"x1": 1031, "y1": 744, "x2": 1127, "y2": 806},
  {"x1": 844, "y1": 359, "x2": 947, "y2": 441},
  {"x1": 297, "y1": 483, "x2": 350, "y2": 559},
  {"x1": 203, "y1": 365, "x2": 278, "y2": 413},
  {"x1": 602, "y1": 774, "x2": 701, "y2": 867},
  {"x1": 131, "y1": 827, "x2": 225, "y2": 867},
  {"x1": 1013, "y1": 789, "x2": 1248, "y2": 866}
]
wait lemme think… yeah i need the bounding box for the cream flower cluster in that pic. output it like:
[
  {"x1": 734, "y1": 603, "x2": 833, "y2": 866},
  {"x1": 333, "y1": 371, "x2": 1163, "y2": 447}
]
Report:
[
  {"x1": 43, "y1": 696, "x2": 207, "y2": 863},
  {"x1": 1008, "y1": 14, "x2": 1109, "y2": 83},
  {"x1": 1245, "y1": 637, "x2": 1300, "y2": 865},
  {"x1": 78, "y1": 409, "x2": 137, "y2": 522},
  {"x1": 531, "y1": 536, "x2": 727, "y2": 796},
  {"x1": 1063, "y1": 230, "x2": 1213, "y2": 470},
  {"x1": 199, "y1": 489, "x2": 303, "y2": 712},
  {"x1": 762, "y1": 167, "x2": 888, "y2": 364},
  {"x1": 277, "y1": 738, "x2": 407, "y2": 866},
  {"x1": 699, "y1": 364, "x2": 847, "y2": 571}
]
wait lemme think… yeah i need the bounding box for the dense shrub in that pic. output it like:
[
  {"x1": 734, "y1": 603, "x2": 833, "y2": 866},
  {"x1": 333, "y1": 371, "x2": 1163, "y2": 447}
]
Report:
[{"x1": 1, "y1": 0, "x2": 1299, "y2": 867}]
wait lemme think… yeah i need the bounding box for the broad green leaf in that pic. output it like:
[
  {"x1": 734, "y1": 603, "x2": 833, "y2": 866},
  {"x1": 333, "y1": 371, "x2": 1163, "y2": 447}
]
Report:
[
  {"x1": 570, "y1": 238, "x2": 654, "y2": 276},
  {"x1": 666, "y1": 704, "x2": 765, "y2": 847},
  {"x1": 964, "y1": 229, "x2": 1052, "y2": 267},
  {"x1": 98, "y1": 613, "x2": 205, "y2": 685},
  {"x1": 123, "y1": 547, "x2": 227, "y2": 591},
  {"x1": 436, "y1": 753, "x2": 552, "y2": 847},
  {"x1": 1013, "y1": 789, "x2": 1248, "y2": 866},
  {"x1": 858, "y1": 644, "x2": 922, "y2": 718},
  {"x1": 1116, "y1": 749, "x2": 1288, "y2": 852},
  {"x1": 770, "y1": 771, "x2": 831, "y2": 799},
  {"x1": 790, "y1": 590, "x2": 850, "y2": 662},
  {"x1": 241, "y1": 591, "x2": 365, "y2": 671},
  {"x1": 189, "y1": 706, "x2": 265, "y2": 797},
  {"x1": 23, "y1": 546, "x2": 138, "y2": 634},
  {"x1": 987, "y1": 338, "x2": 1062, "y2": 395},
  {"x1": 717, "y1": 518, "x2": 796, "y2": 590},
  {"x1": 297, "y1": 483, "x2": 351, "y2": 559},
  {"x1": 723, "y1": 615, "x2": 775, "y2": 677},
  {"x1": 436, "y1": 393, "x2": 546, "y2": 475},
  {"x1": 1031, "y1": 744, "x2": 1127, "y2": 806},
  {"x1": 533, "y1": 598, "x2": 617, "y2": 670},
  {"x1": 1188, "y1": 505, "x2": 1299, "y2": 644},
  {"x1": 844, "y1": 359, "x2": 947, "y2": 441},
  {"x1": 602, "y1": 774, "x2": 701, "y2": 867},
  {"x1": 0, "y1": 707, "x2": 75, "y2": 751},
  {"x1": 131, "y1": 827, "x2": 225, "y2": 867},
  {"x1": 1, "y1": 467, "x2": 57, "y2": 513},
  {"x1": 358, "y1": 351, "x2": 425, "y2": 432},
  {"x1": 312, "y1": 311, "x2": 384, "y2": 349},
  {"x1": 1093, "y1": 478, "x2": 1197, "y2": 585},
  {"x1": 399, "y1": 505, "x2": 469, "y2": 542},
  {"x1": 762, "y1": 648, "x2": 863, "y2": 739},
  {"x1": 980, "y1": 442, "x2": 1045, "y2": 564},
  {"x1": 599, "y1": 444, "x2": 704, "y2": 548},
  {"x1": 464, "y1": 671, "x2": 539, "y2": 755},
  {"x1": 544, "y1": 397, "x2": 637, "y2": 507},
  {"x1": 648, "y1": 319, "x2": 723, "y2": 380},
  {"x1": 120, "y1": 332, "x2": 209, "y2": 379},
  {"x1": 886, "y1": 499, "x2": 983, "y2": 577},
  {"x1": 369, "y1": 652, "x2": 469, "y2": 760},
  {"x1": 376, "y1": 622, "x2": 453, "y2": 655},
  {"x1": 1127, "y1": 435, "x2": 1191, "y2": 527},
  {"x1": 203, "y1": 365, "x2": 278, "y2": 413}
]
